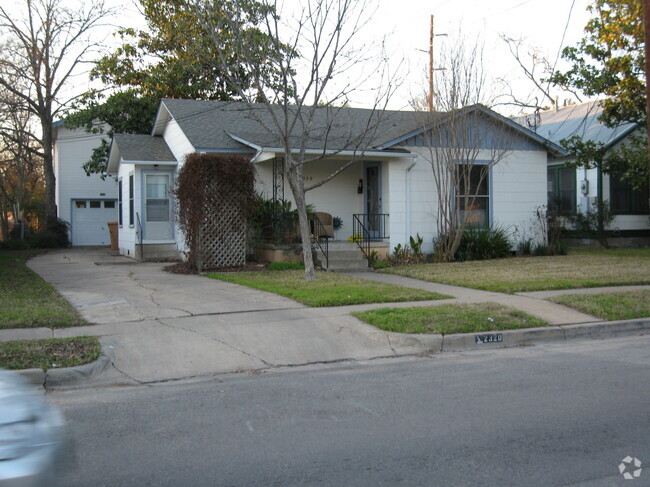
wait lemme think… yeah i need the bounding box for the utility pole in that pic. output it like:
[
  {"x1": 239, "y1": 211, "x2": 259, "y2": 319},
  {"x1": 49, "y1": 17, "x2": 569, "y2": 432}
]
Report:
[
  {"x1": 426, "y1": 15, "x2": 446, "y2": 112},
  {"x1": 428, "y1": 15, "x2": 434, "y2": 112}
]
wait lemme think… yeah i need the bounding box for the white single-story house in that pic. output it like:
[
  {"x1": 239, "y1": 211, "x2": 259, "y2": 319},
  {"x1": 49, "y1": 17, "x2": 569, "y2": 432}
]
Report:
[
  {"x1": 106, "y1": 99, "x2": 565, "y2": 264},
  {"x1": 515, "y1": 101, "x2": 649, "y2": 244},
  {"x1": 53, "y1": 122, "x2": 118, "y2": 245}
]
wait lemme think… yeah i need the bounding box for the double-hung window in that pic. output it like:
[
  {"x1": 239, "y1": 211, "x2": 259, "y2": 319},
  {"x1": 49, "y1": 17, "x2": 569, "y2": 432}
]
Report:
[
  {"x1": 457, "y1": 164, "x2": 490, "y2": 228},
  {"x1": 547, "y1": 166, "x2": 576, "y2": 215},
  {"x1": 610, "y1": 173, "x2": 649, "y2": 215}
]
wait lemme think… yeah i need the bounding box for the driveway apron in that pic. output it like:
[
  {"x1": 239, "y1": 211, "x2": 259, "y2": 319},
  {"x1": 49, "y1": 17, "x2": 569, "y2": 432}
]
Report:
[{"x1": 26, "y1": 248, "x2": 398, "y2": 383}]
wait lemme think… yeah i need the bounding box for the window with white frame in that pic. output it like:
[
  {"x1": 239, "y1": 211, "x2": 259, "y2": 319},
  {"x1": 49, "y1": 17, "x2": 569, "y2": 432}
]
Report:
[{"x1": 145, "y1": 174, "x2": 170, "y2": 222}]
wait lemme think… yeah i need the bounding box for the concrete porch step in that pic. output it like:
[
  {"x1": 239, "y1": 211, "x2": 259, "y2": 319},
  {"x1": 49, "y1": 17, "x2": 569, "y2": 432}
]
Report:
[{"x1": 314, "y1": 240, "x2": 369, "y2": 271}]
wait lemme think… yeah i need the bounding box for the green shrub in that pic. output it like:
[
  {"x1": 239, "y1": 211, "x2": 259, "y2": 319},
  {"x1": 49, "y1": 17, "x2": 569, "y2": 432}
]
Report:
[
  {"x1": 28, "y1": 219, "x2": 70, "y2": 249},
  {"x1": 0, "y1": 239, "x2": 30, "y2": 250},
  {"x1": 455, "y1": 226, "x2": 512, "y2": 261},
  {"x1": 372, "y1": 260, "x2": 389, "y2": 269},
  {"x1": 268, "y1": 261, "x2": 304, "y2": 270}
]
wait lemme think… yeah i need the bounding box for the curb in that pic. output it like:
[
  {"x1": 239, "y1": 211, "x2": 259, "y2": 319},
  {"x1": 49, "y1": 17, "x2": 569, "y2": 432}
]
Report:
[
  {"x1": 16, "y1": 355, "x2": 112, "y2": 389},
  {"x1": 359, "y1": 318, "x2": 650, "y2": 355}
]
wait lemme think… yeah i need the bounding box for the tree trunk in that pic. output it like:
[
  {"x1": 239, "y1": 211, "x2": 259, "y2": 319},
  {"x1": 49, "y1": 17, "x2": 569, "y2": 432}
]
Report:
[
  {"x1": 41, "y1": 117, "x2": 57, "y2": 223},
  {"x1": 643, "y1": 0, "x2": 650, "y2": 215},
  {"x1": 287, "y1": 163, "x2": 316, "y2": 280}
]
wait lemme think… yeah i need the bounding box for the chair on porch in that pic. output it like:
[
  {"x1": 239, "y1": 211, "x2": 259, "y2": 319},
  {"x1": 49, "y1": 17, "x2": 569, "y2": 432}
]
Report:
[{"x1": 312, "y1": 212, "x2": 334, "y2": 241}]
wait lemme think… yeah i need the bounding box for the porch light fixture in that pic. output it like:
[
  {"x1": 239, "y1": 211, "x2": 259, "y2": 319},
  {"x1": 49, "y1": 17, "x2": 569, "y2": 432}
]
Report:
[{"x1": 357, "y1": 179, "x2": 363, "y2": 194}]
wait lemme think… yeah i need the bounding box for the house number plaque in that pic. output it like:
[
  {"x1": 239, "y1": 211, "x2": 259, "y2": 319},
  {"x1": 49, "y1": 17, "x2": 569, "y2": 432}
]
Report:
[{"x1": 475, "y1": 333, "x2": 503, "y2": 344}]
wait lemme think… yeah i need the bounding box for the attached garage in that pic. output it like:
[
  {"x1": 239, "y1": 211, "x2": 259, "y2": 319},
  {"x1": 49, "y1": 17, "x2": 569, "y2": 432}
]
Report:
[{"x1": 71, "y1": 199, "x2": 118, "y2": 246}]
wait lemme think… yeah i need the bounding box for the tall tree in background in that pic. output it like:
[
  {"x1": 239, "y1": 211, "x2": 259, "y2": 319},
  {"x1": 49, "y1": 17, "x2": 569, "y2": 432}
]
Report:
[
  {"x1": 0, "y1": 90, "x2": 45, "y2": 239},
  {"x1": 550, "y1": 0, "x2": 648, "y2": 188},
  {"x1": 0, "y1": 0, "x2": 110, "y2": 222},
  {"x1": 67, "y1": 0, "x2": 275, "y2": 175},
  {"x1": 193, "y1": 0, "x2": 398, "y2": 280}
]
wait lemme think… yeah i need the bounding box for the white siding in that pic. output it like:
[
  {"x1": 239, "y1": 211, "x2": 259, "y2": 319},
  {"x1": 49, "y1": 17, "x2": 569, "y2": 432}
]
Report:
[
  {"x1": 390, "y1": 147, "x2": 549, "y2": 253},
  {"x1": 54, "y1": 126, "x2": 118, "y2": 244},
  {"x1": 254, "y1": 158, "x2": 366, "y2": 240},
  {"x1": 161, "y1": 119, "x2": 195, "y2": 163},
  {"x1": 491, "y1": 149, "x2": 548, "y2": 240}
]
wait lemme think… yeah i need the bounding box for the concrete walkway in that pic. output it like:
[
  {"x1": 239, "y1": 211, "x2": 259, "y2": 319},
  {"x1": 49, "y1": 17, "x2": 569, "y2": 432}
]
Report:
[{"x1": 3, "y1": 248, "x2": 650, "y2": 387}]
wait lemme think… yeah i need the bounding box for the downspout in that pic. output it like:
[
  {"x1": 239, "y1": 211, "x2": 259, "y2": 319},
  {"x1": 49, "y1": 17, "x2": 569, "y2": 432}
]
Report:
[{"x1": 405, "y1": 159, "x2": 417, "y2": 242}]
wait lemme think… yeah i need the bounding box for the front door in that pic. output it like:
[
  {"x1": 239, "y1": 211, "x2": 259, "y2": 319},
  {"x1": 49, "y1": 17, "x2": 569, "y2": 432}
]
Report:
[
  {"x1": 144, "y1": 173, "x2": 173, "y2": 240},
  {"x1": 364, "y1": 162, "x2": 382, "y2": 239}
]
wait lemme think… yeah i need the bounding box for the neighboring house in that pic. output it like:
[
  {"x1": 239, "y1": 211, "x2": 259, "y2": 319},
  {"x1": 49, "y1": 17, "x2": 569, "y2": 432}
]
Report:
[
  {"x1": 107, "y1": 99, "x2": 564, "y2": 262},
  {"x1": 53, "y1": 122, "x2": 118, "y2": 245},
  {"x1": 515, "y1": 101, "x2": 649, "y2": 243}
]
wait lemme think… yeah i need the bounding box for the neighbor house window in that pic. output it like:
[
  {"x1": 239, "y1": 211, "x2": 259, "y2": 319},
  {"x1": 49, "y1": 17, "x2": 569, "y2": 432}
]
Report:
[
  {"x1": 89, "y1": 200, "x2": 101, "y2": 209},
  {"x1": 118, "y1": 179, "x2": 123, "y2": 226},
  {"x1": 610, "y1": 173, "x2": 649, "y2": 215},
  {"x1": 457, "y1": 164, "x2": 489, "y2": 228},
  {"x1": 129, "y1": 173, "x2": 134, "y2": 226},
  {"x1": 547, "y1": 166, "x2": 576, "y2": 215}
]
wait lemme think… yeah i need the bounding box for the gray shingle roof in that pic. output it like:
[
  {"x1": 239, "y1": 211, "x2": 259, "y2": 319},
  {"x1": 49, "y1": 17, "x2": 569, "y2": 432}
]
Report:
[
  {"x1": 113, "y1": 134, "x2": 176, "y2": 162},
  {"x1": 158, "y1": 98, "x2": 428, "y2": 152},
  {"x1": 513, "y1": 101, "x2": 638, "y2": 148}
]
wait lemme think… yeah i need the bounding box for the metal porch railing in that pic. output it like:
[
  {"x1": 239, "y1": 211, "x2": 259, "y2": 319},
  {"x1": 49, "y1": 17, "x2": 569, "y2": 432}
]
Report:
[{"x1": 352, "y1": 213, "x2": 389, "y2": 260}]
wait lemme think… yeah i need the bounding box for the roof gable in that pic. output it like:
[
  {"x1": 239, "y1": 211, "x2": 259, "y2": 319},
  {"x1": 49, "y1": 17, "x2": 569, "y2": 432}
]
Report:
[
  {"x1": 107, "y1": 134, "x2": 176, "y2": 174},
  {"x1": 380, "y1": 105, "x2": 566, "y2": 156}
]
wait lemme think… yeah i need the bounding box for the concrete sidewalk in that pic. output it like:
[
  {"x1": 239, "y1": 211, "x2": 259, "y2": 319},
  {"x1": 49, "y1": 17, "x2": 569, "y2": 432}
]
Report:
[{"x1": 3, "y1": 248, "x2": 650, "y2": 388}]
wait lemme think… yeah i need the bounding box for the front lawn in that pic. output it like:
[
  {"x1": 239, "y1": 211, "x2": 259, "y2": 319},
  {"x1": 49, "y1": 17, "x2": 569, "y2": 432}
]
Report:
[
  {"x1": 382, "y1": 247, "x2": 650, "y2": 294},
  {"x1": 206, "y1": 270, "x2": 450, "y2": 306},
  {"x1": 352, "y1": 302, "x2": 549, "y2": 334},
  {"x1": 0, "y1": 251, "x2": 87, "y2": 328},
  {"x1": 549, "y1": 289, "x2": 650, "y2": 321},
  {"x1": 0, "y1": 337, "x2": 101, "y2": 370}
]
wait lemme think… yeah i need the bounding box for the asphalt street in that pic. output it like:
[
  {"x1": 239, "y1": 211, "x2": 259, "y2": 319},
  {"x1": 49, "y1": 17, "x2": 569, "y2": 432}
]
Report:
[{"x1": 50, "y1": 334, "x2": 650, "y2": 487}]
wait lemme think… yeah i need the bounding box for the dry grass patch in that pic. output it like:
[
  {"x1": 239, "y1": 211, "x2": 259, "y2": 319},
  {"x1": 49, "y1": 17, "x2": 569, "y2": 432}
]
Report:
[
  {"x1": 353, "y1": 303, "x2": 548, "y2": 334},
  {"x1": 0, "y1": 337, "x2": 101, "y2": 370},
  {"x1": 206, "y1": 269, "x2": 450, "y2": 306},
  {"x1": 550, "y1": 289, "x2": 650, "y2": 321},
  {"x1": 382, "y1": 248, "x2": 650, "y2": 293}
]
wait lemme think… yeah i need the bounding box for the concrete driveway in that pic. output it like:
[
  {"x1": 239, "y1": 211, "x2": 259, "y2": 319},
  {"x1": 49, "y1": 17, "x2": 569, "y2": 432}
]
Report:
[{"x1": 26, "y1": 248, "x2": 404, "y2": 385}]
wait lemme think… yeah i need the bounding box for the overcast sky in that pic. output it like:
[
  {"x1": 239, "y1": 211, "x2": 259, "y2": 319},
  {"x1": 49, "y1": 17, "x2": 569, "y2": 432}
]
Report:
[
  {"x1": 12, "y1": 0, "x2": 593, "y2": 116},
  {"x1": 377, "y1": 0, "x2": 592, "y2": 113}
]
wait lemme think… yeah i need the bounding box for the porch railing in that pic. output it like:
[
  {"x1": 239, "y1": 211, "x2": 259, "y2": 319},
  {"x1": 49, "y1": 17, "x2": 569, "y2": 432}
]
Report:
[
  {"x1": 352, "y1": 213, "x2": 389, "y2": 260},
  {"x1": 310, "y1": 214, "x2": 329, "y2": 269}
]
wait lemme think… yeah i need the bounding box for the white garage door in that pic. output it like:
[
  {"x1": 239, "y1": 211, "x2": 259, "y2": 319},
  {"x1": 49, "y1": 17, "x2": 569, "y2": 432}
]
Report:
[{"x1": 71, "y1": 199, "x2": 118, "y2": 246}]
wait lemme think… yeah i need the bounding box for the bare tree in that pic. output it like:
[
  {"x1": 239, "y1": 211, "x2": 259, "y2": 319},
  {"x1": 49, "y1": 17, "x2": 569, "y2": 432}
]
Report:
[
  {"x1": 414, "y1": 36, "x2": 515, "y2": 262},
  {"x1": 496, "y1": 35, "x2": 583, "y2": 115},
  {"x1": 0, "y1": 0, "x2": 111, "y2": 222},
  {"x1": 191, "y1": 0, "x2": 398, "y2": 280}
]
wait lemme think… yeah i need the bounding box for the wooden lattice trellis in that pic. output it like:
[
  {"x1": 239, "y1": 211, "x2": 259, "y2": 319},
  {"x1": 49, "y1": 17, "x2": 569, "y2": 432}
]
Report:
[
  {"x1": 175, "y1": 153, "x2": 256, "y2": 272},
  {"x1": 193, "y1": 180, "x2": 248, "y2": 269},
  {"x1": 197, "y1": 195, "x2": 247, "y2": 269}
]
